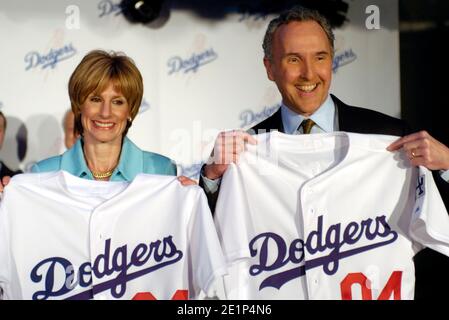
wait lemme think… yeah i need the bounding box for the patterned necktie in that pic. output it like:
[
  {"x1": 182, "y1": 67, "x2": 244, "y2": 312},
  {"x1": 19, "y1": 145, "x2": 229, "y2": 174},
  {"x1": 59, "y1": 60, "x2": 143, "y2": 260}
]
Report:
[{"x1": 300, "y1": 119, "x2": 316, "y2": 134}]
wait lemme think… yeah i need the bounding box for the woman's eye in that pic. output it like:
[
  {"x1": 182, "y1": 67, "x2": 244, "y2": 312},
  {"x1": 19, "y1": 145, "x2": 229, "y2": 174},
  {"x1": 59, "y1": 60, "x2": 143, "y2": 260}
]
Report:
[
  {"x1": 90, "y1": 97, "x2": 101, "y2": 102},
  {"x1": 113, "y1": 100, "x2": 124, "y2": 105}
]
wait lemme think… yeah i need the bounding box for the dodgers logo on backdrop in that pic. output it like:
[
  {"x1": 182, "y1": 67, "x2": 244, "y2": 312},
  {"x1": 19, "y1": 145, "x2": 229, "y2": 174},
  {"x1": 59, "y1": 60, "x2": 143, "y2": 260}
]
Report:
[
  {"x1": 249, "y1": 215, "x2": 398, "y2": 290},
  {"x1": 167, "y1": 48, "x2": 218, "y2": 75},
  {"x1": 239, "y1": 104, "x2": 280, "y2": 128},
  {"x1": 24, "y1": 43, "x2": 77, "y2": 71},
  {"x1": 332, "y1": 48, "x2": 357, "y2": 73},
  {"x1": 30, "y1": 236, "x2": 183, "y2": 300},
  {"x1": 98, "y1": 0, "x2": 122, "y2": 18}
]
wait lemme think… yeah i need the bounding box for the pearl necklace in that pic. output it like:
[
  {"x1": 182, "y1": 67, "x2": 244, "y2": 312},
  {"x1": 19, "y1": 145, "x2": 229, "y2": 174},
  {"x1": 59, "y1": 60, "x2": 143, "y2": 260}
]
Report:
[{"x1": 91, "y1": 170, "x2": 114, "y2": 179}]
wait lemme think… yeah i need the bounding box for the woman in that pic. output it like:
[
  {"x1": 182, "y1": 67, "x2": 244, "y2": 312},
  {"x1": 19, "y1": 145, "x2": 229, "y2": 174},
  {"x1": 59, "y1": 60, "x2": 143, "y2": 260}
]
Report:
[{"x1": 29, "y1": 50, "x2": 193, "y2": 185}]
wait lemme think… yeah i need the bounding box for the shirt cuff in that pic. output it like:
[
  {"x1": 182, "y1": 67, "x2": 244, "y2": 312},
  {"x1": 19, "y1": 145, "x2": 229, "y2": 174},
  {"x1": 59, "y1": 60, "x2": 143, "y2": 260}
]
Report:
[
  {"x1": 201, "y1": 174, "x2": 222, "y2": 194},
  {"x1": 440, "y1": 169, "x2": 449, "y2": 183}
]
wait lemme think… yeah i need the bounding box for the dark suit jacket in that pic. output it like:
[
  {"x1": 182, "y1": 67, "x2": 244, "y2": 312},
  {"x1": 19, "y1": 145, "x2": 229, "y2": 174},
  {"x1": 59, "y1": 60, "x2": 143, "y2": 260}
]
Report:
[
  {"x1": 0, "y1": 161, "x2": 22, "y2": 179},
  {"x1": 200, "y1": 94, "x2": 449, "y2": 299}
]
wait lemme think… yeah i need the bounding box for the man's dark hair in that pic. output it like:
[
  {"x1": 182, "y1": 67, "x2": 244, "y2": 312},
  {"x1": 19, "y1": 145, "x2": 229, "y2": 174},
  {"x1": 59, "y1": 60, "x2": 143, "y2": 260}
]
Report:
[{"x1": 263, "y1": 6, "x2": 335, "y2": 61}]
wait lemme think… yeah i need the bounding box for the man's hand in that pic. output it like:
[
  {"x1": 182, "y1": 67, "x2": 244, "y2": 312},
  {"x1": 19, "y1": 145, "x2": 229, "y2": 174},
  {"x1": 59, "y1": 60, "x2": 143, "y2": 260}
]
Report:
[
  {"x1": 387, "y1": 130, "x2": 449, "y2": 170},
  {"x1": 204, "y1": 130, "x2": 257, "y2": 180},
  {"x1": 0, "y1": 176, "x2": 11, "y2": 193},
  {"x1": 177, "y1": 176, "x2": 198, "y2": 186}
]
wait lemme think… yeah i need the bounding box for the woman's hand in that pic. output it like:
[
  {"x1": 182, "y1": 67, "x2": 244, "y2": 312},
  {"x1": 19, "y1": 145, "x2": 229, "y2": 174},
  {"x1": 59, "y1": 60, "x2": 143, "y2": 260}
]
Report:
[{"x1": 177, "y1": 176, "x2": 198, "y2": 186}]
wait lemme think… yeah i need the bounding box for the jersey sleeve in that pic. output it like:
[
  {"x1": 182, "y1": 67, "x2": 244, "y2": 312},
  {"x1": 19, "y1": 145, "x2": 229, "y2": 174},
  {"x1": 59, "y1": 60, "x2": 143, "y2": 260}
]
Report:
[
  {"x1": 213, "y1": 162, "x2": 259, "y2": 299},
  {"x1": 409, "y1": 166, "x2": 449, "y2": 256},
  {"x1": 214, "y1": 163, "x2": 254, "y2": 263},
  {"x1": 187, "y1": 190, "x2": 227, "y2": 299}
]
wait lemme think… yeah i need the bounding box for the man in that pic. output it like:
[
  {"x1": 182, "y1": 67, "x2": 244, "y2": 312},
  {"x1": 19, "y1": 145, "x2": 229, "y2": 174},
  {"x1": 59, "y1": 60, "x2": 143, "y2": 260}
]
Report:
[
  {"x1": 200, "y1": 6, "x2": 449, "y2": 299},
  {"x1": 0, "y1": 111, "x2": 22, "y2": 180}
]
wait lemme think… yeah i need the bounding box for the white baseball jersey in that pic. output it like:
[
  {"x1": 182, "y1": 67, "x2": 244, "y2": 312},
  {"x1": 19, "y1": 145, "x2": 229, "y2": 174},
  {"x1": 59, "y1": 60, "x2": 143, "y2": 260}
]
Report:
[
  {"x1": 0, "y1": 171, "x2": 227, "y2": 300},
  {"x1": 214, "y1": 132, "x2": 449, "y2": 300}
]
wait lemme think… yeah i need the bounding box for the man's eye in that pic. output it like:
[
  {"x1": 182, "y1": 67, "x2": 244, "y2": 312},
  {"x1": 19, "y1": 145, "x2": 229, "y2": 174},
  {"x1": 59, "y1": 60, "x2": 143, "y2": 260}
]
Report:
[{"x1": 288, "y1": 57, "x2": 299, "y2": 63}]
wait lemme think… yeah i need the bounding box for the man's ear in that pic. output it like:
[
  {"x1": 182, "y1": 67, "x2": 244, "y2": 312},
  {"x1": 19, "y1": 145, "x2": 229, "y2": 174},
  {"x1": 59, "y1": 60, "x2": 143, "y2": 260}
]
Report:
[{"x1": 263, "y1": 58, "x2": 275, "y2": 81}]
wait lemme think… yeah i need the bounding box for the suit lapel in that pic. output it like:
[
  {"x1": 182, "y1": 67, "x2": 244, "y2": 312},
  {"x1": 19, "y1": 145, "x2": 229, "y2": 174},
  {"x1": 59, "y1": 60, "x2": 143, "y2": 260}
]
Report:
[
  {"x1": 332, "y1": 94, "x2": 356, "y2": 132},
  {"x1": 269, "y1": 108, "x2": 285, "y2": 133},
  {"x1": 250, "y1": 107, "x2": 285, "y2": 134}
]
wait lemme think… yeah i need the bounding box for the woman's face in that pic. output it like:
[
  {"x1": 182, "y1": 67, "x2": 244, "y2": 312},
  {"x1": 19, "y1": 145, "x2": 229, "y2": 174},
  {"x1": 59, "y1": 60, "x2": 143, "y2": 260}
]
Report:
[{"x1": 80, "y1": 82, "x2": 130, "y2": 145}]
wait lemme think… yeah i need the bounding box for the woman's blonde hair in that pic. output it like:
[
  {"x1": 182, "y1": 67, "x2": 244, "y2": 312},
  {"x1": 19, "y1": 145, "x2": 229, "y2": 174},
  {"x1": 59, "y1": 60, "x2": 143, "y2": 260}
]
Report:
[{"x1": 68, "y1": 50, "x2": 143, "y2": 136}]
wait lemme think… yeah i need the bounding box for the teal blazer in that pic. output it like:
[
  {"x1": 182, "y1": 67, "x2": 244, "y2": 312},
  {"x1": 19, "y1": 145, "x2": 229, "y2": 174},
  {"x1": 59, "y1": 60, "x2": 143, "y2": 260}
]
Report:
[{"x1": 31, "y1": 137, "x2": 177, "y2": 181}]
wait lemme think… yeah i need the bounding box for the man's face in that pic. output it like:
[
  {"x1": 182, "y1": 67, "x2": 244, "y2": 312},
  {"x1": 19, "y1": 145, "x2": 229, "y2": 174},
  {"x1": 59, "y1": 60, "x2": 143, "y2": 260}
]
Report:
[
  {"x1": 0, "y1": 116, "x2": 5, "y2": 150},
  {"x1": 264, "y1": 20, "x2": 333, "y2": 116}
]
